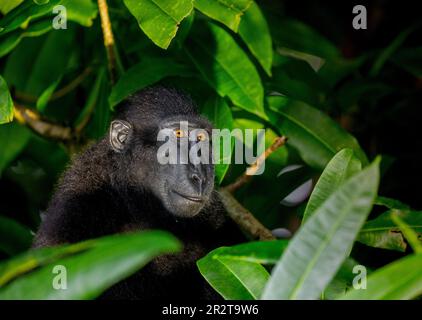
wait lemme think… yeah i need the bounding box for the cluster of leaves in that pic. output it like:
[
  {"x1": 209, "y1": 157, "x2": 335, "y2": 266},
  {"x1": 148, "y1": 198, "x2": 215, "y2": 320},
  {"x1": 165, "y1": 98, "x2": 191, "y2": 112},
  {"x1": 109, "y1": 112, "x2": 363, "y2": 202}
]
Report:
[{"x1": 0, "y1": 0, "x2": 421, "y2": 299}]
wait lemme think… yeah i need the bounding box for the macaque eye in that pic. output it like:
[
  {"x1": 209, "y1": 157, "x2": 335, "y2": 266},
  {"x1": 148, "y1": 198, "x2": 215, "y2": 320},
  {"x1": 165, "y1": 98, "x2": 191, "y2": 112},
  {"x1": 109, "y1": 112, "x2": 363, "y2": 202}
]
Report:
[
  {"x1": 174, "y1": 129, "x2": 185, "y2": 138},
  {"x1": 197, "y1": 132, "x2": 207, "y2": 141}
]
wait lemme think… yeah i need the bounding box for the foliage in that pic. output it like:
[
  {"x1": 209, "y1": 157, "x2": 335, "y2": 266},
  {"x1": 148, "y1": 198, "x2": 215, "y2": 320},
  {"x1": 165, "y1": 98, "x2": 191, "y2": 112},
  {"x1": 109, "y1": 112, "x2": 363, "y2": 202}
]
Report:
[{"x1": 0, "y1": 0, "x2": 421, "y2": 300}]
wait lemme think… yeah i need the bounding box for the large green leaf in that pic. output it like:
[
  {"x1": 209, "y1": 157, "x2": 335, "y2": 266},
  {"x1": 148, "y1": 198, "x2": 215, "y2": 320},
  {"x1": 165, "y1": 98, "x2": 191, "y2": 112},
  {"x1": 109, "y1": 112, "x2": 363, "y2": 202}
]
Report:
[
  {"x1": 0, "y1": 231, "x2": 181, "y2": 299},
  {"x1": 340, "y1": 253, "x2": 422, "y2": 300},
  {"x1": 262, "y1": 159, "x2": 380, "y2": 299},
  {"x1": 0, "y1": 216, "x2": 33, "y2": 256},
  {"x1": 0, "y1": 0, "x2": 23, "y2": 15},
  {"x1": 201, "y1": 96, "x2": 233, "y2": 185},
  {"x1": 198, "y1": 241, "x2": 288, "y2": 299},
  {"x1": 357, "y1": 209, "x2": 422, "y2": 252},
  {"x1": 194, "y1": 0, "x2": 252, "y2": 32},
  {"x1": 123, "y1": 0, "x2": 193, "y2": 49},
  {"x1": 0, "y1": 75, "x2": 14, "y2": 124},
  {"x1": 109, "y1": 57, "x2": 192, "y2": 108},
  {"x1": 0, "y1": 122, "x2": 31, "y2": 175},
  {"x1": 303, "y1": 149, "x2": 362, "y2": 222},
  {"x1": 238, "y1": 2, "x2": 272, "y2": 75},
  {"x1": 186, "y1": 21, "x2": 264, "y2": 118},
  {"x1": 62, "y1": 0, "x2": 98, "y2": 27},
  {"x1": 0, "y1": 0, "x2": 61, "y2": 36},
  {"x1": 0, "y1": 19, "x2": 52, "y2": 58},
  {"x1": 267, "y1": 96, "x2": 367, "y2": 170}
]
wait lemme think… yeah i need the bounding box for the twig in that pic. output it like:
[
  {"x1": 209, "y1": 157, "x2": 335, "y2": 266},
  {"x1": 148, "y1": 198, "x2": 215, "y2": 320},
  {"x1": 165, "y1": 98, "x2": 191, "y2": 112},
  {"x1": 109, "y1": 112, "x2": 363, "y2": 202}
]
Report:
[
  {"x1": 14, "y1": 103, "x2": 73, "y2": 142},
  {"x1": 224, "y1": 136, "x2": 287, "y2": 193},
  {"x1": 14, "y1": 67, "x2": 93, "y2": 104},
  {"x1": 97, "y1": 0, "x2": 117, "y2": 84},
  {"x1": 218, "y1": 136, "x2": 287, "y2": 241},
  {"x1": 218, "y1": 189, "x2": 275, "y2": 240}
]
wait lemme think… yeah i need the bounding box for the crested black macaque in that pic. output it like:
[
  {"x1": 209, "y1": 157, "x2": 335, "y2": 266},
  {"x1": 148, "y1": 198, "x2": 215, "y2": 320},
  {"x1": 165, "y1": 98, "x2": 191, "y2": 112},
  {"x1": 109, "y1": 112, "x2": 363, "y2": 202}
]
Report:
[{"x1": 33, "y1": 87, "x2": 244, "y2": 299}]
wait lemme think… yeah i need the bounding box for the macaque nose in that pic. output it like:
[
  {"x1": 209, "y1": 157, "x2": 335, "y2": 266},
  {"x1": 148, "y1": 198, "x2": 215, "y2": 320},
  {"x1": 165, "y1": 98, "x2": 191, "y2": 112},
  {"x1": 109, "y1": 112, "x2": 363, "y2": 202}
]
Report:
[{"x1": 190, "y1": 173, "x2": 205, "y2": 194}]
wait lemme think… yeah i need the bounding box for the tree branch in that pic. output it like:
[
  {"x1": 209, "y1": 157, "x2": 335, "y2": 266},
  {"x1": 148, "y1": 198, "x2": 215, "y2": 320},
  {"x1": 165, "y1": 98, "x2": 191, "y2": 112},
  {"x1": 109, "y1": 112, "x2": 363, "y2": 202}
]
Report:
[
  {"x1": 14, "y1": 103, "x2": 73, "y2": 142},
  {"x1": 224, "y1": 136, "x2": 287, "y2": 193},
  {"x1": 219, "y1": 136, "x2": 288, "y2": 241},
  {"x1": 218, "y1": 189, "x2": 275, "y2": 240},
  {"x1": 97, "y1": 0, "x2": 117, "y2": 84}
]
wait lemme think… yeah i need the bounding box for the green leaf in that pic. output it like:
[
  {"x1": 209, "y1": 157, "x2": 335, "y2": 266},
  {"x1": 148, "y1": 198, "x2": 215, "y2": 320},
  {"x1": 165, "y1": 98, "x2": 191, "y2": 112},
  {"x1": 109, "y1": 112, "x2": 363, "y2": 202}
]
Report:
[
  {"x1": 358, "y1": 209, "x2": 422, "y2": 252},
  {"x1": 0, "y1": 0, "x2": 61, "y2": 36},
  {"x1": 109, "y1": 57, "x2": 192, "y2": 108},
  {"x1": 198, "y1": 240, "x2": 288, "y2": 300},
  {"x1": 267, "y1": 96, "x2": 367, "y2": 170},
  {"x1": 0, "y1": 231, "x2": 181, "y2": 299},
  {"x1": 201, "y1": 96, "x2": 233, "y2": 185},
  {"x1": 303, "y1": 149, "x2": 362, "y2": 222},
  {"x1": 123, "y1": 0, "x2": 193, "y2": 49},
  {"x1": 36, "y1": 75, "x2": 62, "y2": 112},
  {"x1": 262, "y1": 159, "x2": 380, "y2": 300},
  {"x1": 0, "y1": 216, "x2": 33, "y2": 256},
  {"x1": 213, "y1": 240, "x2": 289, "y2": 264},
  {"x1": 186, "y1": 21, "x2": 264, "y2": 118},
  {"x1": 369, "y1": 26, "x2": 416, "y2": 77},
  {"x1": 62, "y1": 0, "x2": 98, "y2": 27},
  {"x1": 339, "y1": 253, "x2": 422, "y2": 300},
  {"x1": 392, "y1": 47, "x2": 422, "y2": 77},
  {"x1": 194, "y1": 0, "x2": 252, "y2": 32},
  {"x1": 374, "y1": 196, "x2": 410, "y2": 210},
  {"x1": 0, "y1": 0, "x2": 24, "y2": 15},
  {"x1": 392, "y1": 213, "x2": 422, "y2": 253},
  {"x1": 271, "y1": 19, "x2": 339, "y2": 59},
  {"x1": 0, "y1": 122, "x2": 31, "y2": 175},
  {"x1": 0, "y1": 19, "x2": 52, "y2": 58},
  {"x1": 0, "y1": 75, "x2": 14, "y2": 124},
  {"x1": 238, "y1": 2, "x2": 272, "y2": 75},
  {"x1": 270, "y1": 60, "x2": 325, "y2": 106}
]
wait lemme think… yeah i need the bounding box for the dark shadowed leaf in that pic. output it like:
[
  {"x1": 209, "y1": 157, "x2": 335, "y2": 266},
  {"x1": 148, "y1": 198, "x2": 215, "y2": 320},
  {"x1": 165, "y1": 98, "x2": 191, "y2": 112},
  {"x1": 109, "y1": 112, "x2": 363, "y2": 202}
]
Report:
[
  {"x1": 267, "y1": 96, "x2": 367, "y2": 170},
  {"x1": 109, "y1": 57, "x2": 192, "y2": 108},
  {"x1": 0, "y1": 216, "x2": 32, "y2": 256},
  {"x1": 0, "y1": 123, "x2": 31, "y2": 175}
]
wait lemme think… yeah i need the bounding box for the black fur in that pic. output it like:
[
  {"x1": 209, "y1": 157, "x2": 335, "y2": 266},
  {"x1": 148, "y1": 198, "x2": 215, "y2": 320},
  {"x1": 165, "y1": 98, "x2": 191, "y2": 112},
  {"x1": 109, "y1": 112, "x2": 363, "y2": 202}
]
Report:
[{"x1": 33, "y1": 87, "x2": 244, "y2": 299}]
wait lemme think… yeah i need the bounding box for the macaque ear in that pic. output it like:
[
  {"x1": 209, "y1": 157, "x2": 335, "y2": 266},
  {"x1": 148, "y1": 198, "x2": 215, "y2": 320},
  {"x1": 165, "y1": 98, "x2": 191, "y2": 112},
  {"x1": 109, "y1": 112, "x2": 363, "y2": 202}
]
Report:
[{"x1": 110, "y1": 120, "x2": 132, "y2": 152}]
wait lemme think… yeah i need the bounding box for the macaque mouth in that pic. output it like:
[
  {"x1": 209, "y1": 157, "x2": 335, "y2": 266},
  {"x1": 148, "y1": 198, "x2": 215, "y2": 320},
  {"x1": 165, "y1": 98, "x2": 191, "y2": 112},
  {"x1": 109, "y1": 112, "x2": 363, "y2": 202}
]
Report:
[{"x1": 171, "y1": 190, "x2": 204, "y2": 203}]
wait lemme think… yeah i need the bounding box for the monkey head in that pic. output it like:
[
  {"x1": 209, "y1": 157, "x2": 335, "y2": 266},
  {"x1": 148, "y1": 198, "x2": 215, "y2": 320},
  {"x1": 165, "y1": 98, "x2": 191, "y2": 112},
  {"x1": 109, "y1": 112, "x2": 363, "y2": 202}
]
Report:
[{"x1": 109, "y1": 87, "x2": 215, "y2": 218}]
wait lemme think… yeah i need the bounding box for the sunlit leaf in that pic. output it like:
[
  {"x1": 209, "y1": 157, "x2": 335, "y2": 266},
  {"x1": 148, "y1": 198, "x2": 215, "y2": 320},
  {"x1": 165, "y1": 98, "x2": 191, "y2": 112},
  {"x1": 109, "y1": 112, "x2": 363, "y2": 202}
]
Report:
[
  {"x1": 303, "y1": 149, "x2": 362, "y2": 222},
  {"x1": 123, "y1": 0, "x2": 193, "y2": 49},
  {"x1": 340, "y1": 253, "x2": 422, "y2": 300},
  {"x1": 262, "y1": 159, "x2": 380, "y2": 299},
  {"x1": 0, "y1": 75, "x2": 14, "y2": 124},
  {"x1": 0, "y1": 231, "x2": 181, "y2": 299},
  {"x1": 186, "y1": 21, "x2": 264, "y2": 118},
  {"x1": 194, "y1": 0, "x2": 252, "y2": 32},
  {"x1": 238, "y1": 2, "x2": 272, "y2": 75}
]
